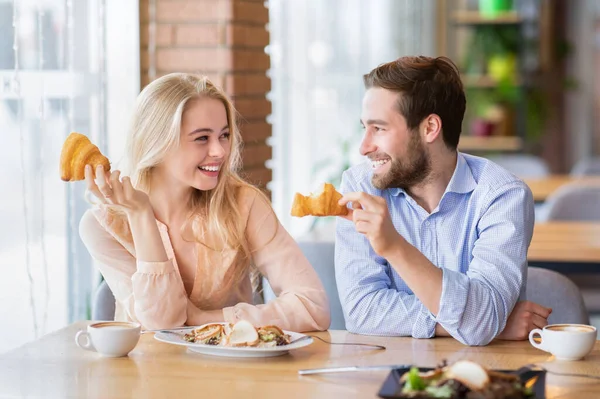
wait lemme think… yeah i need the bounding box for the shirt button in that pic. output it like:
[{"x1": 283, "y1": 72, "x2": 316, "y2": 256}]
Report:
[{"x1": 424, "y1": 220, "x2": 431, "y2": 227}]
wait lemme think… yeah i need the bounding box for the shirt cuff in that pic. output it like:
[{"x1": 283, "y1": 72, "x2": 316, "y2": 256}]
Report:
[
  {"x1": 136, "y1": 259, "x2": 175, "y2": 274},
  {"x1": 436, "y1": 268, "x2": 469, "y2": 329}
]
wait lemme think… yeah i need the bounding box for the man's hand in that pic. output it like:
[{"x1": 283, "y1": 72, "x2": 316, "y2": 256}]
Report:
[
  {"x1": 339, "y1": 192, "x2": 402, "y2": 258},
  {"x1": 497, "y1": 301, "x2": 552, "y2": 341}
]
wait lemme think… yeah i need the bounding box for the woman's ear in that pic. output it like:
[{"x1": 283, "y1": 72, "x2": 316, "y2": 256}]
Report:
[{"x1": 422, "y1": 114, "x2": 442, "y2": 144}]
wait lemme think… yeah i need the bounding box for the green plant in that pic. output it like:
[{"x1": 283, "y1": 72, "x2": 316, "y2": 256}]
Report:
[
  {"x1": 462, "y1": 22, "x2": 550, "y2": 143},
  {"x1": 463, "y1": 25, "x2": 520, "y2": 76},
  {"x1": 479, "y1": 0, "x2": 513, "y2": 17},
  {"x1": 462, "y1": 15, "x2": 577, "y2": 145}
]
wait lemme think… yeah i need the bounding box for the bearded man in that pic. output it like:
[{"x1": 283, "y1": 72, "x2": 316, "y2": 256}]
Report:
[{"x1": 335, "y1": 56, "x2": 551, "y2": 346}]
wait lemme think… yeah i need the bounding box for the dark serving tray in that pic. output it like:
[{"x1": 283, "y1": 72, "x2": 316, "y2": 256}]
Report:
[{"x1": 378, "y1": 367, "x2": 546, "y2": 399}]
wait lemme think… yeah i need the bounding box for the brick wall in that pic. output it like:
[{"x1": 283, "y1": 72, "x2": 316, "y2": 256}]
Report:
[{"x1": 139, "y1": 0, "x2": 272, "y2": 191}]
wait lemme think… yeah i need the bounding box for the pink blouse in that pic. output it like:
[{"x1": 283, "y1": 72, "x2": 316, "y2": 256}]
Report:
[{"x1": 79, "y1": 188, "x2": 331, "y2": 332}]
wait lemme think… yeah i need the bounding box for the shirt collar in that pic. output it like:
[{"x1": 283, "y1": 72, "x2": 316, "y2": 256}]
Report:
[
  {"x1": 445, "y1": 152, "x2": 476, "y2": 195},
  {"x1": 388, "y1": 152, "x2": 476, "y2": 197}
]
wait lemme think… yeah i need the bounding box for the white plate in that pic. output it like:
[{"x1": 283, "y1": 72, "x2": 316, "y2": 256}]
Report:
[{"x1": 153, "y1": 323, "x2": 313, "y2": 358}]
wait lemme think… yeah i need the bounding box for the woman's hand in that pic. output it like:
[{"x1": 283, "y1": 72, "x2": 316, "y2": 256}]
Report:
[
  {"x1": 85, "y1": 164, "x2": 151, "y2": 215},
  {"x1": 185, "y1": 299, "x2": 225, "y2": 326}
]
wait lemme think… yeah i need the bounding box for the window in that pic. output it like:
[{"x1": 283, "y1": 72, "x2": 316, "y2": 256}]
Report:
[
  {"x1": 268, "y1": 0, "x2": 436, "y2": 238},
  {"x1": 0, "y1": 0, "x2": 139, "y2": 353}
]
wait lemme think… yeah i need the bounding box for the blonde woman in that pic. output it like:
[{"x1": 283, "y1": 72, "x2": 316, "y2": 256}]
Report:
[{"x1": 79, "y1": 73, "x2": 330, "y2": 332}]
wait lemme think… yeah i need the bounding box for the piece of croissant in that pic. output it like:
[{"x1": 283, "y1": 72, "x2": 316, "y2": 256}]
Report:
[
  {"x1": 60, "y1": 132, "x2": 111, "y2": 181},
  {"x1": 291, "y1": 183, "x2": 349, "y2": 217}
]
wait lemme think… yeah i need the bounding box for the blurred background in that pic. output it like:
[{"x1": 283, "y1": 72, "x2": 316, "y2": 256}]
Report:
[{"x1": 1, "y1": 0, "x2": 600, "y2": 353}]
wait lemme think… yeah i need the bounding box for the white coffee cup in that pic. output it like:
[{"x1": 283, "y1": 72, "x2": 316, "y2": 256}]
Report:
[
  {"x1": 75, "y1": 321, "x2": 141, "y2": 357},
  {"x1": 529, "y1": 323, "x2": 597, "y2": 361}
]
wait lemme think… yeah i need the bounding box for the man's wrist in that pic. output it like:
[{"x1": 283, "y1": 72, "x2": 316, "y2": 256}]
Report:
[{"x1": 382, "y1": 234, "x2": 409, "y2": 264}]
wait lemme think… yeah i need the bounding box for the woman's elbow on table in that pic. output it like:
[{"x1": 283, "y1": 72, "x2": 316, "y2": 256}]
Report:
[
  {"x1": 313, "y1": 306, "x2": 331, "y2": 331},
  {"x1": 133, "y1": 297, "x2": 187, "y2": 330},
  {"x1": 296, "y1": 290, "x2": 331, "y2": 332},
  {"x1": 135, "y1": 312, "x2": 186, "y2": 331}
]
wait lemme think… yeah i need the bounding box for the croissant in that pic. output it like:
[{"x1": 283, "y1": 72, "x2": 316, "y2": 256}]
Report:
[
  {"x1": 291, "y1": 183, "x2": 349, "y2": 217},
  {"x1": 60, "y1": 132, "x2": 111, "y2": 181}
]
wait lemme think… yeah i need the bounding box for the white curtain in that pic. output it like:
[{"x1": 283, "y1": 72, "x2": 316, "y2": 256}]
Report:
[
  {"x1": 268, "y1": 0, "x2": 436, "y2": 238},
  {"x1": 0, "y1": 0, "x2": 107, "y2": 353}
]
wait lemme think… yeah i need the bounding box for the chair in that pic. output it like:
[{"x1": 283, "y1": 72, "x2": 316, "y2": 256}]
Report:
[
  {"x1": 542, "y1": 184, "x2": 600, "y2": 315},
  {"x1": 545, "y1": 184, "x2": 600, "y2": 221},
  {"x1": 526, "y1": 267, "x2": 589, "y2": 325},
  {"x1": 263, "y1": 240, "x2": 345, "y2": 330},
  {"x1": 92, "y1": 280, "x2": 116, "y2": 321},
  {"x1": 487, "y1": 154, "x2": 550, "y2": 179},
  {"x1": 571, "y1": 157, "x2": 600, "y2": 176}
]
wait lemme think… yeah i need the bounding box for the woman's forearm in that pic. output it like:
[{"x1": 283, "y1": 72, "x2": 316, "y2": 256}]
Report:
[{"x1": 127, "y1": 208, "x2": 169, "y2": 263}]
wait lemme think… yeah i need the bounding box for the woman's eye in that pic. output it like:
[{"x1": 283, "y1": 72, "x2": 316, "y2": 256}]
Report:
[
  {"x1": 195, "y1": 136, "x2": 208, "y2": 142},
  {"x1": 220, "y1": 133, "x2": 231, "y2": 140}
]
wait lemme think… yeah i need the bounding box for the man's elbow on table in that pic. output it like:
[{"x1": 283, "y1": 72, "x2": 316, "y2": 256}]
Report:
[
  {"x1": 343, "y1": 308, "x2": 386, "y2": 336},
  {"x1": 456, "y1": 330, "x2": 497, "y2": 347},
  {"x1": 344, "y1": 310, "x2": 410, "y2": 337},
  {"x1": 438, "y1": 319, "x2": 501, "y2": 347},
  {"x1": 344, "y1": 313, "x2": 371, "y2": 335}
]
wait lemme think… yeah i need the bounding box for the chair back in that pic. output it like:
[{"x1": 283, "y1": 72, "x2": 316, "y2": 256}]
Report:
[
  {"x1": 571, "y1": 157, "x2": 600, "y2": 176},
  {"x1": 263, "y1": 240, "x2": 345, "y2": 329},
  {"x1": 488, "y1": 154, "x2": 550, "y2": 178},
  {"x1": 545, "y1": 184, "x2": 600, "y2": 221},
  {"x1": 92, "y1": 280, "x2": 116, "y2": 321},
  {"x1": 526, "y1": 267, "x2": 590, "y2": 325}
]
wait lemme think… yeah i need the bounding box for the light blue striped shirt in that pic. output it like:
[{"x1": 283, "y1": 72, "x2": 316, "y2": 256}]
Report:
[{"x1": 335, "y1": 152, "x2": 534, "y2": 346}]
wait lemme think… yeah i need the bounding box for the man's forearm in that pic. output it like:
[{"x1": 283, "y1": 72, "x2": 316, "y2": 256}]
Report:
[{"x1": 385, "y1": 236, "x2": 443, "y2": 315}]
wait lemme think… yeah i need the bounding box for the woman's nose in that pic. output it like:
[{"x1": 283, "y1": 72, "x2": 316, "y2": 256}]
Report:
[{"x1": 208, "y1": 139, "x2": 226, "y2": 158}]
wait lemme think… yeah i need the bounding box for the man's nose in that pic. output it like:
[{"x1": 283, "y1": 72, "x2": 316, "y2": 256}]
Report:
[{"x1": 359, "y1": 132, "x2": 376, "y2": 156}]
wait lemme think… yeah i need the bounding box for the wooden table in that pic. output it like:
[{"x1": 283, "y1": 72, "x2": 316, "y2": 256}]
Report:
[
  {"x1": 524, "y1": 175, "x2": 600, "y2": 203},
  {"x1": 528, "y1": 222, "x2": 600, "y2": 272},
  {"x1": 1, "y1": 322, "x2": 600, "y2": 398}
]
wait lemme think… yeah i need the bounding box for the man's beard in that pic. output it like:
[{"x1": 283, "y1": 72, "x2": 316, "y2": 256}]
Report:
[{"x1": 371, "y1": 133, "x2": 431, "y2": 190}]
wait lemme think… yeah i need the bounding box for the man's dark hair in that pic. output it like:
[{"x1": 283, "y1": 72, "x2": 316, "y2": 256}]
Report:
[{"x1": 363, "y1": 56, "x2": 466, "y2": 150}]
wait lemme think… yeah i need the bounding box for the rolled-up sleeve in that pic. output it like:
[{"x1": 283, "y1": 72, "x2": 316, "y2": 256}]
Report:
[
  {"x1": 335, "y1": 171, "x2": 437, "y2": 337},
  {"x1": 79, "y1": 210, "x2": 187, "y2": 330},
  {"x1": 435, "y1": 182, "x2": 534, "y2": 346},
  {"x1": 222, "y1": 191, "x2": 331, "y2": 332}
]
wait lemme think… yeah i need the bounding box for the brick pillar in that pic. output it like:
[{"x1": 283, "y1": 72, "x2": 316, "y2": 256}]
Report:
[{"x1": 139, "y1": 0, "x2": 272, "y2": 191}]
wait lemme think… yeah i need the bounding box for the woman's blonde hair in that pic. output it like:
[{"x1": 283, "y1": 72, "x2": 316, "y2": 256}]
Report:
[{"x1": 120, "y1": 73, "x2": 272, "y2": 295}]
